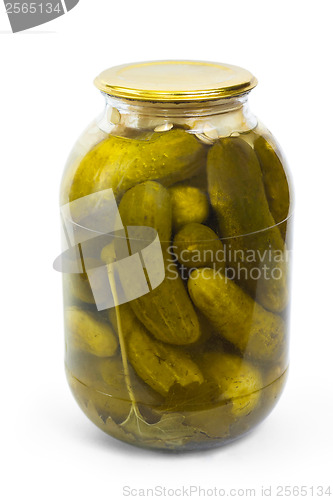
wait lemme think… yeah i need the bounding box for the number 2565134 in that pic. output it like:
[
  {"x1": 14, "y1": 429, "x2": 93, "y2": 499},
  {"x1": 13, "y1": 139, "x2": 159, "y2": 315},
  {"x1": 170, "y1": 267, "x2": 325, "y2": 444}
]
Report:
[{"x1": 5, "y1": 3, "x2": 62, "y2": 14}]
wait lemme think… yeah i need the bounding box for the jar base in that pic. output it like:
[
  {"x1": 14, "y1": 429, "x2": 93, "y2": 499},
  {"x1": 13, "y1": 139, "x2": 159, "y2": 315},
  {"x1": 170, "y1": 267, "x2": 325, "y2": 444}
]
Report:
[{"x1": 66, "y1": 365, "x2": 288, "y2": 452}]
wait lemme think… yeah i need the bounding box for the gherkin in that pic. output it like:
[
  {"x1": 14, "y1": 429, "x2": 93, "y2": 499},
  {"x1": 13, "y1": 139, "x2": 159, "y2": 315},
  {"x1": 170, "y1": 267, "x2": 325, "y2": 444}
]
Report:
[
  {"x1": 64, "y1": 273, "x2": 95, "y2": 305},
  {"x1": 65, "y1": 306, "x2": 118, "y2": 357},
  {"x1": 168, "y1": 183, "x2": 209, "y2": 231},
  {"x1": 207, "y1": 137, "x2": 288, "y2": 313},
  {"x1": 69, "y1": 129, "x2": 207, "y2": 204},
  {"x1": 116, "y1": 181, "x2": 201, "y2": 345},
  {"x1": 173, "y1": 222, "x2": 225, "y2": 270},
  {"x1": 200, "y1": 352, "x2": 263, "y2": 416},
  {"x1": 188, "y1": 268, "x2": 285, "y2": 362},
  {"x1": 118, "y1": 180, "x2": 172, "y2": 243},
  {"x1": 253, "y1": 134, "x2": 290, "y2": 235},
  {"x1": 125, "y1": 308, "x2": 204, "y2": 397}
]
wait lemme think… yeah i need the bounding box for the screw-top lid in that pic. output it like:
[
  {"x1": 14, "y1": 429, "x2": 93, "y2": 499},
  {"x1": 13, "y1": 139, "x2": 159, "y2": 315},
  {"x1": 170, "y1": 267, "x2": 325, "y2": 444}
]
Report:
[{"x1": 94, "y1": 60, "x2": 257, "y2": 102}]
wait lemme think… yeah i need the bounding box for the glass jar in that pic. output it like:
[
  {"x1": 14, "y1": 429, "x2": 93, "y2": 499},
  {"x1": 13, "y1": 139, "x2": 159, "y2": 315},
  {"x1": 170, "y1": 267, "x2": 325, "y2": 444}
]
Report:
[{"x1": 55, "y1": 61, "x2": 293, "y2": 451}]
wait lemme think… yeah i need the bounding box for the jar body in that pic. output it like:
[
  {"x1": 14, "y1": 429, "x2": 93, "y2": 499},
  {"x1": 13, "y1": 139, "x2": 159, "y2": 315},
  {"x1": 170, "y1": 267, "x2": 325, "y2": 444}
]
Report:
[{"x1": 59, "y1": 95, "x2": 292, "y2": 451}]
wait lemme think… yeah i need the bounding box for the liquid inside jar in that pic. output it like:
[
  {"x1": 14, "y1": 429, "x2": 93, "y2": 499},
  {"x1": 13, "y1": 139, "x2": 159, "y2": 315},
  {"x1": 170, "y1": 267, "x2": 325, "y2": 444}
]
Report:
[{"x1": 59, "y1": 98, "x2": 292, "y2": 451}]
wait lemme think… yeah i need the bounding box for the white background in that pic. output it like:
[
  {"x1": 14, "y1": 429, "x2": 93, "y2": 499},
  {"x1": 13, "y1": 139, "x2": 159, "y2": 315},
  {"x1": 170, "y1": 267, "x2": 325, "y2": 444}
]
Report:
[{"x1": 1, "y1": 1, "x2": 332, "y2": 499}]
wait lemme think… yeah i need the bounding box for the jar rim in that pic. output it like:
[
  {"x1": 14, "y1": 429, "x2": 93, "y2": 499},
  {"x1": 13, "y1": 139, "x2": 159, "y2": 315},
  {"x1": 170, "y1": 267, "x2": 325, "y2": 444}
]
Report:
[{"x1": 94, "y1": 60, "x2": 258, "y2": 103}]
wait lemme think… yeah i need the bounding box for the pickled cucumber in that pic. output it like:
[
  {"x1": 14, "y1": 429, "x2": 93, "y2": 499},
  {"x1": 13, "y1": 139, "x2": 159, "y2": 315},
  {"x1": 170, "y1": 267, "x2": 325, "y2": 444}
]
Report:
[
  {"x1": 118, "y1": 180, "x2": 172, "y2": 243},
  {"x1": 207, "y1": 136, "x2": 288, "y2": 313},
  {"x1": 253, "y1": 135, "x2": 290, "y2": 230},
  {"x1": 169, "y1": 184, "x2": 209, "y2": 231},
  {"x1": 200, "y1": 352, "x2": 262, "y2": 416},
  {"x1": 173, "y1": 223, "x2": 225, "y2": 270},
  {"x1": 109, "y1": 304, "x2": 205, "y2": 401},
  {"x1": 65, "y1": 306, "x2": 118, "y2": 357},
  {"x1": 64, "y1": 257, "x2": 104, "y2": 305},
  {"x1": 64, "y1": 273, "x2": 95, "y2": 304},
  {"x1": 116, "y1": 181, "x2": 201, "y2": 345},
  {"x1": 125, "y1": 310, "x2": 204, "y2": 397},
  {"x1": 69, "y1": 129, "x2": 207, "y2": 204},
  {"x1": 132, "y1": 264, "x2": 202, "y2": 345},
  {"x1": 188, "y1": 268, "x2": 285, "y2": 362}
]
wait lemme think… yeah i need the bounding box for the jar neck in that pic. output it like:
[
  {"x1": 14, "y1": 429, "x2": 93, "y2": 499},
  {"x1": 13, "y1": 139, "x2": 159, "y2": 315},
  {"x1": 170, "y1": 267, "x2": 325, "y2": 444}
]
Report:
[
  {"x1": 105, "y1": 93, "x2": 249, "y2": 115},
  {"x1": 97, "y1": 93, "x2": 258, "y2": 137}
]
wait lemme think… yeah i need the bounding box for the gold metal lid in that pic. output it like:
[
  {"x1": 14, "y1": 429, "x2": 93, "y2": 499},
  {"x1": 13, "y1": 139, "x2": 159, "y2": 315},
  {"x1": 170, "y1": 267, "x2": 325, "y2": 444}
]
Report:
[{"x1": 94, "y1": 60, "x2": 257, "y2": 102}]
